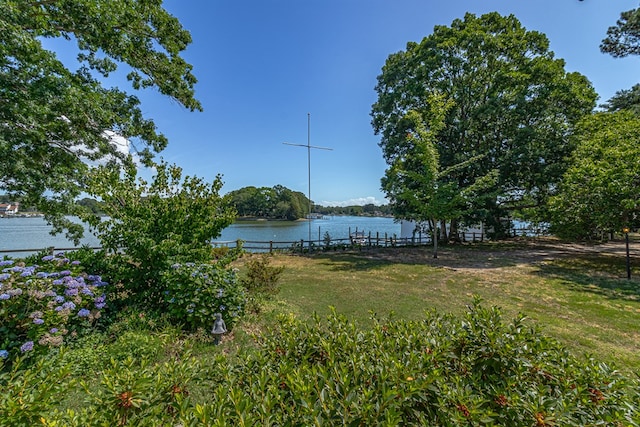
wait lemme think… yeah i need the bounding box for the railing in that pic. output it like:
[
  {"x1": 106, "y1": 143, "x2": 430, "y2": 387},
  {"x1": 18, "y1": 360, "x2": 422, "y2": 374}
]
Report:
[{"x1": 0, "y1": 228, "x2": 550, "y2": 257}]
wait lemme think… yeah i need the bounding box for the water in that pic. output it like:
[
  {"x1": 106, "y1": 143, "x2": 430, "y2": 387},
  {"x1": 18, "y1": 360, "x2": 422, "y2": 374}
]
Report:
[{"x1": 0, "y1": 216, "x2": 401, "y2": 257}]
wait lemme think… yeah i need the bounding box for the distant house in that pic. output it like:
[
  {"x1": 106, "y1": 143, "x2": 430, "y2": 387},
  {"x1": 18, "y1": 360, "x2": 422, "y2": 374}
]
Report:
[{"x1": 0, "y1": 203, "x2": 19, "y2": 215}]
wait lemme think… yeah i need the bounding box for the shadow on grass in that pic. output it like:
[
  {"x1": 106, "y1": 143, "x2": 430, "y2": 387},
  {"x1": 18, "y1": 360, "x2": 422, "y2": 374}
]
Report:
[
  {"x1": 309, "y1": 244, "x2": 533, "y2": 272},
  {"x1": 533, "y1": 254, "x2": 640, "y2": 302}
]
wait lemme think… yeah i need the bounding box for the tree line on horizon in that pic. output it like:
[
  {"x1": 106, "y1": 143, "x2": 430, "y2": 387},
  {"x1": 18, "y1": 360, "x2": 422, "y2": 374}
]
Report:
[{"x1": 225, "y1": 185, "x2": 394, "y2": 219}]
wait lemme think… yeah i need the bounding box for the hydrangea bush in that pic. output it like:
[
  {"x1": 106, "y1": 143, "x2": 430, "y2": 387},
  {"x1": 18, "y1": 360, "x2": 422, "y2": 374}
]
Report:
[
  {"x1": 161, "y1": 262, "x2": 245, "y2": 332},
  {"x1": 0, "y1": 253, "x2": 108, "y2": 362}
]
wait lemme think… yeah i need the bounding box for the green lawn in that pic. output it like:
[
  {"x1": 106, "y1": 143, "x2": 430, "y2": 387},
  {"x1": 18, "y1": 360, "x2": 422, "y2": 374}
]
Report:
[{"x1": 245, "y1": 240, "x2": 640, "y2": 372}]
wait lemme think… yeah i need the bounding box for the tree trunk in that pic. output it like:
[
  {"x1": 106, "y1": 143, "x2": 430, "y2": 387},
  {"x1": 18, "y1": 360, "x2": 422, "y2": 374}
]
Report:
[
  {"x1": 440, "y1": 219, "x2": 448, "y2": 242},
  {"x1": 432, "y1": 219, "x2": 438, "y2": 258},
  {"x1": 449, "y1": 218, "x2": 460, "y2": 242}
]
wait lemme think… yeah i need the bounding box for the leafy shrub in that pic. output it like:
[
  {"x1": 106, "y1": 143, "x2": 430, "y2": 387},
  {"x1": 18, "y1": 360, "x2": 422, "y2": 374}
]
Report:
[
  {"x1": 57, "y1": 333, "x2": 110, "y2": 377},
  {"x1": 50, "y1": 353, "x2": 205, "y2": 427},
  {"x1": 6, "y1": 301, "x2": 639, "y2": 426},
  {"x1": 187, "y1": 301, "x2": 640, "y2": 425},
  {"x1": 0, "y1": 253, "x2": 109, "y2": 362},
  {"x1": 81, "y1": 162, "x2": 237, "y2": 310},
  {"x1": 0, "y1": 354, "x2": 74, "y2": 427},
  {"x1": 240, "y1": 253, "x2": 285, "y2": 295},
  {"x1": 108, "y1": 331, "x2": 164, "y2": 363},
  {"x1": 161, "y1": 262, "x2": 246, "y2": 331}
]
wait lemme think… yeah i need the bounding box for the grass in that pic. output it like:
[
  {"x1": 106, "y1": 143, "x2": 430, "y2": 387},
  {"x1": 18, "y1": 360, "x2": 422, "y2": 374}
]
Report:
[{"x1": 239, "y1": 238, "x2": 640, "y2": 372}]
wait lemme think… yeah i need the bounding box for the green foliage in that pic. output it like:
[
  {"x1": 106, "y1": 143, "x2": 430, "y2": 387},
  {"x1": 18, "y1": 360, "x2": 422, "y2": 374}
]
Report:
[
  {"x1": 0, "y1": 0, "x2": 200, "y2": 242},
  {"x1": 196, "y1": 302, "x2": 638, "y2": 425},
  {"x1": 59, "y1": 354, "x2": 204, "y2": 426},
  {"x1": 0, "y1": 354, "x2": 74, "y2": 427},
  {"x1": 601, "y1": 5, "x2": 640, "y2": 57},
  {"x1": 56, "y1": 333, "x2": 109, "y2": 377},
  {"x1": 76, "y1": 198, "x2": 104, "y2": 216},
  {"x1": 3, "y1": 300, "x2": 639, "y2": 425},
  {"x1": 549, "y1": 111, "x2": 640, "y2": 238},
  {"x1": 81, "y1": 161, "x2": 237, "y2": 308},
  {"x1": 602, "y1": 83, "x2": 640, "y2": 115},
  {"x1": 161, "y1": 262, "x2": 246, "y2": 331},
  {"x1": 0, "y1": 253, "x2": 108, "y2": 363},
  {"x1": 315, "y1": 203, "x2": 393, "y2": 216},
  {"x1": 240, "y1": 254, "x2": 285, "y2": 296},
  {"x1": 322, "y1": 231, "x2": 333, "y2": 249},
  {"x1": 228, "y1": 185, "x2": 310, "y2": 220},
  {"x1": 372, "y1": 12, "x2": 597, "y2": 235}
]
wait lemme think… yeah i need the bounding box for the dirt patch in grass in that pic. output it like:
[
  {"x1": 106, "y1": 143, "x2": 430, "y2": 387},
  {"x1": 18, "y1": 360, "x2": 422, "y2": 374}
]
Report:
[{"x1": 340, "y1": 238, "x2": 636, "y2": 272}]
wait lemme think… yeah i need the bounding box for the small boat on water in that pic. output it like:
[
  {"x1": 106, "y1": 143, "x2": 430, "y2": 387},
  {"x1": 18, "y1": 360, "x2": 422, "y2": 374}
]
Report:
[{"x1": 350, "y1": 231, "x2": 367, "y2": 245}]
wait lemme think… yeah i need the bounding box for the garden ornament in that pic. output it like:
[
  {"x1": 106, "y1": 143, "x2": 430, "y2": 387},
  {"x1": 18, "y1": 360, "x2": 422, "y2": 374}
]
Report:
[{"x1": 211, "y1": 313, "x2": 227, "y2": 345}]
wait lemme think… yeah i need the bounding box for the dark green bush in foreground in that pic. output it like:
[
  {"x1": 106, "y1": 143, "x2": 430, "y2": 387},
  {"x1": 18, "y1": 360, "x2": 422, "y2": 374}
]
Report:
[{"x1": 2, "y1": 301, "x2": 638, "y2": 426}]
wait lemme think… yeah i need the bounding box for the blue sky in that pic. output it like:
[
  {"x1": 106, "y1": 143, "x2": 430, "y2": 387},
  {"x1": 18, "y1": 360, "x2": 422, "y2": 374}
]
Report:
[{"x1": 92, "y1": 1, "x2": 640, "y2": 206}]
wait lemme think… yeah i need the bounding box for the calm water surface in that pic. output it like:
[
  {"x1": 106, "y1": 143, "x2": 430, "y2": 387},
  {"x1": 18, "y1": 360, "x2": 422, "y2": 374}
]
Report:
[{"x1": 0, "y1": 216, "x2": 400, "y2": 257}]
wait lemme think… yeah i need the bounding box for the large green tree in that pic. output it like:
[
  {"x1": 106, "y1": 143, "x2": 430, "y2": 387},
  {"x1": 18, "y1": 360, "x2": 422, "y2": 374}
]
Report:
[
  {"x1": 0, "y1": 0, "x2": 201, "y2": 241},
  {"x1": 601, "y1": 4, "x2": 640, "y2": 57},
  {"x1": 601, "y1": 84, "x2": 640, "y2": 115},
  {"x1": 371, "y1": 12, "x2": 597, "y2": 237},
  {"x1": 549, "y1": 111, "x2": 640, "y2": 239},
  {"x1": 601, "y1": 5, "x2": 640, "y2": 115},
  {"x1": 380, "y1": 96, "x2": 463, "y2": 254}
]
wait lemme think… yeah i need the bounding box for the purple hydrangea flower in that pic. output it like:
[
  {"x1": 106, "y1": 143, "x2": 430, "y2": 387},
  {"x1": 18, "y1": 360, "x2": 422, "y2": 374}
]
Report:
[
  {"x1": 0, "y1": 293, "x2": 10, "y2": 300},
  {"x1": 62, "y1": 301, "x2": 76, "y2": 310},
  {"x1": 77, "y1": 309, "x2": 91, "y2": 317},
  {"x1": 65, "y1": 279, "x2": 80, "y2": 288},
  {"x1": 49, "y1": 328, "x2": 58, "y2": 334},
  {"x1": 33, "y1": 318, "x2": 44, "y2": 325},
  {"x1": 55, "y1": 295, "x2": 65, "y2": 303},
  {"x1": 0, "y1": 349, "x2": 8, "y2": 358},
  {"x1": 20, "y1": 341, "x2": 34, "y2": 352},
  {"x1": 41, "y1": 255, "x2": 55, "y2": 262},
  {"x1": 52, "y1": 279, "x2": 63, "y2": 286},
  {"x1": 95, "y1": 302, "x2": 106, "y2": 309},
  {"x1": 60, "y1": 270, "x2": 71, "y2": 276},
  {"x1": 71, "y1": 260, "x2": 81, "y2": 266},
  {"x1": 0, "y1": 260, "x2": 14, "y2": 266},
  {"x1": 0, "y1": 273, "x2": 10, "y2": 281},
  {"x1": 65, "y1": 288, "x2": 78, "y2": 296}
]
